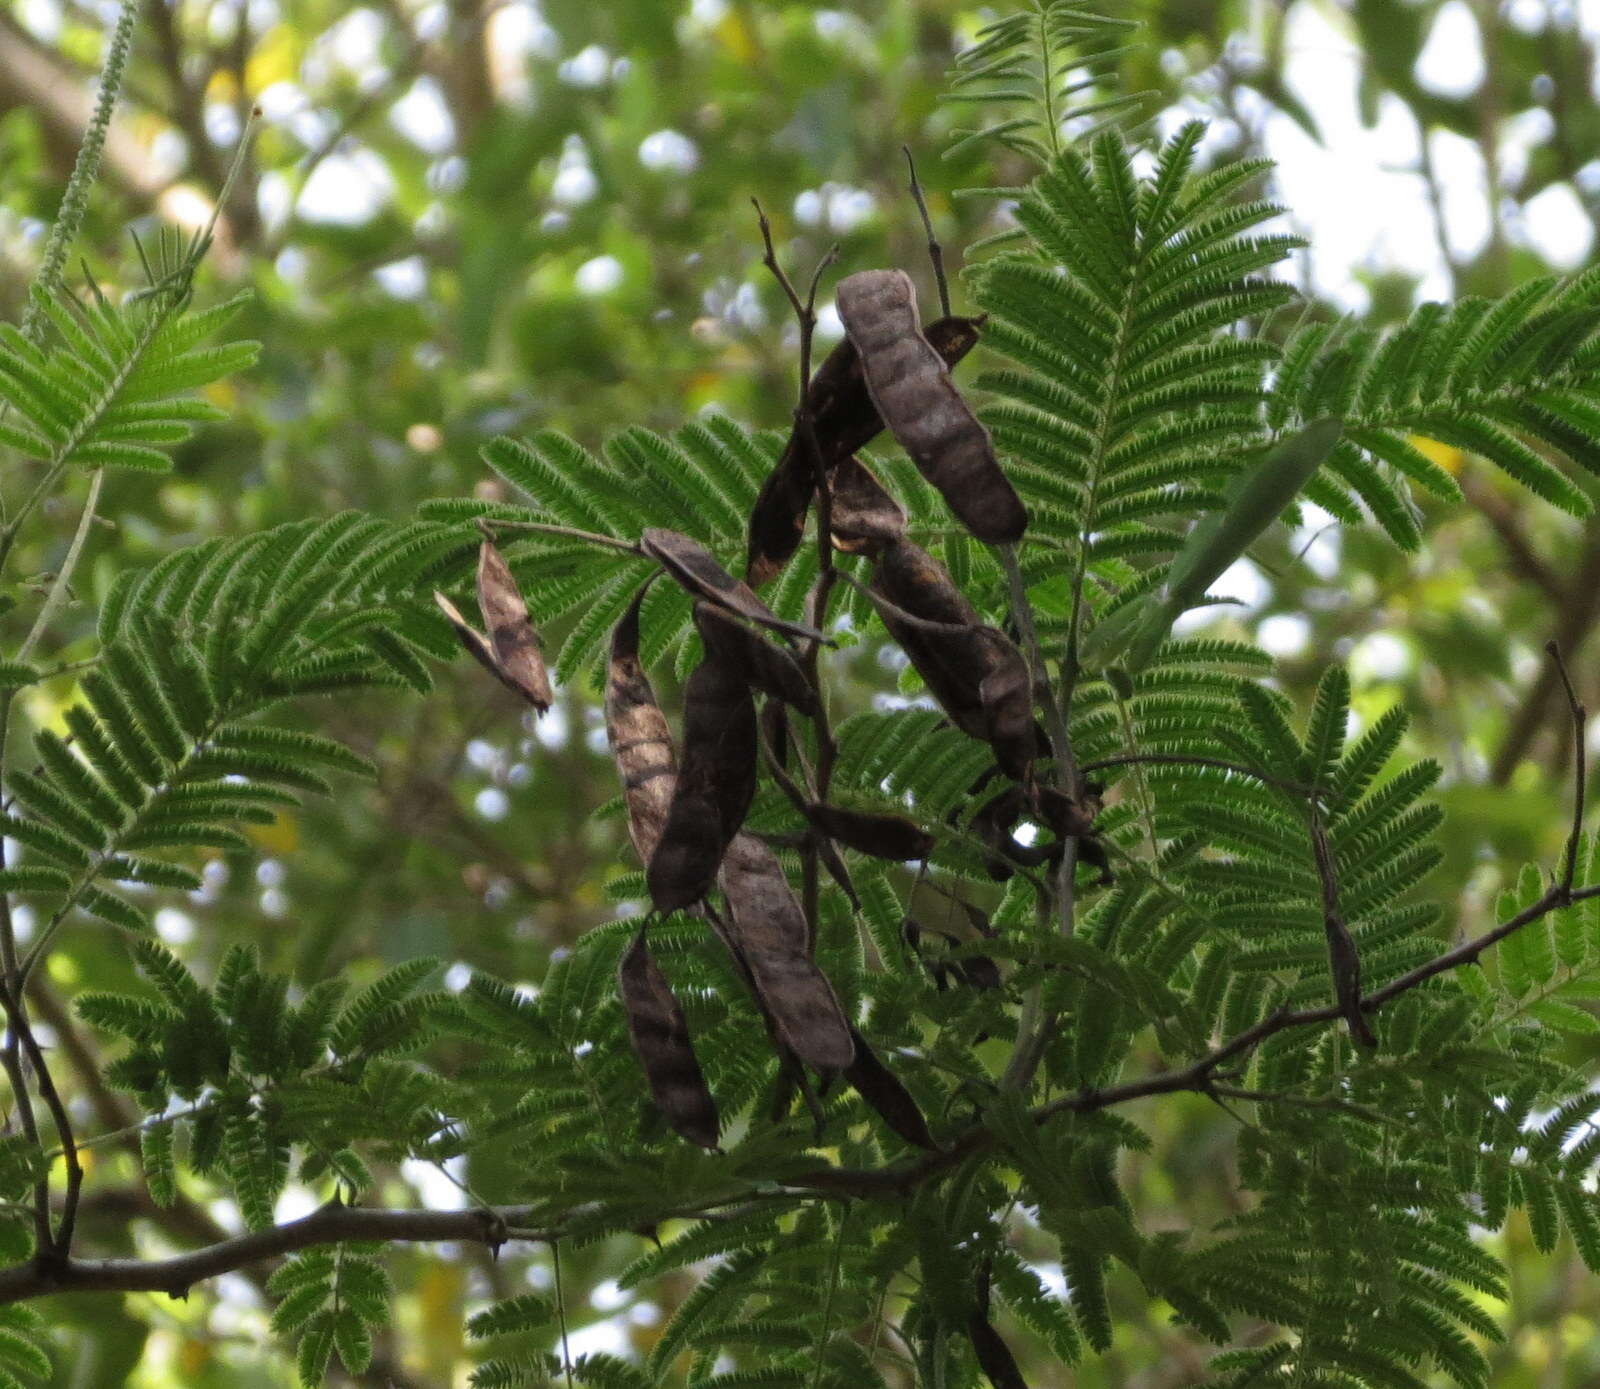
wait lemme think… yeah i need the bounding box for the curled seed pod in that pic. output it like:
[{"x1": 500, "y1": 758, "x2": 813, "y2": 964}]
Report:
[
  {"x1": 836, "y1": 269, "x2": 1025, "y2": 543},
  {"x1": 605, "y1": 584, "x2": 677, "y2": 864},
  {"x1": 693, "y1": 602, "x2": 816, "y2": 715},
  {"x1": 971, "y1": 786, "x2": 1032, "y2": 881},
  {"x1": 828, "y1": 455, "x2": 907, "y2": 556},
  {"x1": 617, "y1": 929, "x2": 720, "y2": 1149},
  {"x1": 1033, "y1": 784, "x2": 1100, "y2": 839},
  {"x1": 844, "y1": 1027, "x2": 938, "y2": 1151},
  {"x1": 643, "y1": 528, "x2": 825, "y2": 644},
  {"x1": 475, "y1": 539, "x2": 554, "y2": 712},
  {"x1": 804, "y1": 802, "x2": 934, "y2": 862},
  {"x1": 745, "y1": 317, "x2": 984, "y2": 585},
  {"x1": 647, "y1": 647, "x2": 757, "y2": 914},
  {"x1": 717, "y1": 832, "x2": 855, "y2": 1072},
  {"x1": 1031, "y1": 784, "x2": 1115, "y2": 886}
]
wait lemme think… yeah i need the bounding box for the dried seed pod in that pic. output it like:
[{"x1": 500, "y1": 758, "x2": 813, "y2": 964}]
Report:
[
  {"x1": 647, "y1": 647, "x2": 757, "y2": 914},
  {"x1": 863, "y1": 544, "x2": 1038, "y2": 777},
  {"x1": 1033, "y1": 784, "x2": 1100, "y2": 839},
  {"x1": 434, "y1": 591, "x2": 506, "y2": 683},
  {"x1": 605, "y1": 584, "x2": 677, "y2": 864},
  {"x1": 761, "y1": 698, "x2": 790, "y2": 771},
  {"x1": 1032, "y1": 784, "x2": 1115, "y2": 886},
  {"x1": 745, "y1": 318, "x2": 983, "y2": 585},
  {"x1": 836, "y1": 270, "x2": 1025, "y2": 543},
  {"x1": 875, "y1": 536, "x2": 982, "y2": 626},
  {"x1": 974, "y1": 637, "x2": 1035, "y2": 781},
  {"x1": 476, "y1": 539, "x2": 554, "y2": 712},
  {"x1": 617, "y1": 929, "x2": 720, "y2": 1149},
  {"x1": 903, "y1": 913, "x2": 999, "y2": 992},
  {"x1": 828, "y1": 455, "x2": 907, "y2": 556},
  {"x1": 844, "y1": 1027, "x2": 937, "y2": 1150},
  {"x1": 745, "y1": 449, "x2": 817, "y2": 589},
  {"x1": 643, "y1": 528, "x2": 825, "y2": 644},
  {"x1": 717, "y1": 832, "x2": 855, "y2": 1072},
  {"x1": 968, "y1": 1260, "x2": 1027, "y2": 1389},
  {"x1": 693, "y1": 602, "x2": 816, "y2": 715},
  {"x1": 955, "y1": 904, "x2": 1003, "y2": 992},
  {"x1": 804, "y1": 802, "x2": 934, "y2": 862}
]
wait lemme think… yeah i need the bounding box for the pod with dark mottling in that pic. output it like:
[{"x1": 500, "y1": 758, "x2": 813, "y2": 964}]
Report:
[
  {"x1": 643, "y1": 528, "x2": 825, "y2": 644},
  {"x1": 745, "y1": 317, "x2": 984, "y2": 585},
  {"x1": 647, "y1": 647, "x2": 757, "y2": 914},
  {"x1": 475, "y1": 539, "x2": 554, "y2": 712},
  {"x1": 716, "y1": 832, "x2": 855, "y2": 1071},
  {"x1": 836, "y1": 270, "x2": 1025, "y2": 543},
  {"x1": 605, "y1": 585, "x2": 677, "y2": 865},
  {"x1": 828, "y1": 455, "x2": 907, "y2": 556},
  {"x1": 617, "y1": 929, "x2": 720, "y2": 1149},
  {"x1": 434, "y1": 586, "x2": 551, "y2": 713}
]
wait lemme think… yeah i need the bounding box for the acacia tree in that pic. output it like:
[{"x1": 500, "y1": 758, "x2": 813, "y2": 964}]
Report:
[{"x1": 5, "y1": 3, "x2": 1600, "y2": 1386}]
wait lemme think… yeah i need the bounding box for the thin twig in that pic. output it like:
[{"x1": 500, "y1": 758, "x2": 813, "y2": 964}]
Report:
[
  {"x1": 752, "y1": 197, "x2": 841, "y2": 953},
  {"x1": 902, "y1": 146, "x2": 950, "y2": 317}
]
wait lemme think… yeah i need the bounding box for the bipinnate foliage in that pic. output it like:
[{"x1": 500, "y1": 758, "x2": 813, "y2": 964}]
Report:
[{"x1": 8, "y1": 6, "x2": 1600, "y2": 1389}]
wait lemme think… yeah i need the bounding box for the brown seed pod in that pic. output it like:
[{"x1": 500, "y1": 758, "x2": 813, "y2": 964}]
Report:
[
  {"x1": 761, "y1": 698, "x2": 790, "y2": 771},
  {"x1": 955, "y1": 903, "x2": 1003, "y2": 992},
  {"x1": 434, "y1": 591, "x2": 505, "y2": 681},
  {"x1": 1031, "y1": 784, "x2": 1115, "y2": 887},
  {"x1": 828, "y1": 455, "x2": 907, "y2": 556},
  {"x1": 434, "y1": 588, "x2": 551, "y2": 713},
  {"x1": 647, "y1": 647, "x2": 758, "y2": 914},
  {"x1": 836, "y1": 270, "x2": 1025, "y2": 543},
  {"x1": 971, "y1": 785, "x2": 1031, "y2": 881},
  {"x1": 804, "y1": 802, "x2": 934, "y2": 862},
  {"x1": 605, "y1": 584, "x2": 678, "y2": 865},
  {"x1": 642, "y1": 528, "x2": 825, "y2": 644},
  {"x1": 692, "y1": 602, "x2": 816, "y2": 715},
  {"x1": 617, "y1": 929, "x2": 720, "y2": 1149},
  {"x1": 903, "y1": 913, "x2": 1000, "y2": 992},
  {"x1": 475, "y1": 539, "x2": 554, "y2": 712},
  {"x1": 844, "y1": 1027, "x2": 938, "y2": 1151},
  {"x1": 968, "y1": 1259, "x2": 1027, "y2": 1389},
  {"x1": 716, "y1": 832, "x2": 855, "y2": 1072},
  {"x1": 862, "y1": 542, "x2": 1037, "y2": 777},
  {"x1": 745, "y1": 317, "x2": 984, "y2": 585}
]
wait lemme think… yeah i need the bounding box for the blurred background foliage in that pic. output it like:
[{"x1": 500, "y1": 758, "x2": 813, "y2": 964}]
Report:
[{"x1": 4, "y1": 0, "x2": 1600, "y2": 1383}]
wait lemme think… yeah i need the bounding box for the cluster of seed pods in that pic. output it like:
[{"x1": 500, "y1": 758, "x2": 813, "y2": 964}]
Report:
[{"x1": 442, "y1": 261, "x2": 1111, "y2": 1159}]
